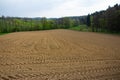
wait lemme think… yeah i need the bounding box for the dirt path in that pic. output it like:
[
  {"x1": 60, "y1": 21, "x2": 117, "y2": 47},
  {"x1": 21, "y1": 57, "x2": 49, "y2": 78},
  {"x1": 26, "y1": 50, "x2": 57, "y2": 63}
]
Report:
[{"x1": 0, "y1": 29, "x2": 120, "y2": 80}]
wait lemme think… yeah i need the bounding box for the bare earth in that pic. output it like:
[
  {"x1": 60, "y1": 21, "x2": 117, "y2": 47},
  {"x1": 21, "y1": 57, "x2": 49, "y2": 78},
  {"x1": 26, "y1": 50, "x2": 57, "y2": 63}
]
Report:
[{"x1": 0, "y1": 29, "x2": 120, "y2": 80}]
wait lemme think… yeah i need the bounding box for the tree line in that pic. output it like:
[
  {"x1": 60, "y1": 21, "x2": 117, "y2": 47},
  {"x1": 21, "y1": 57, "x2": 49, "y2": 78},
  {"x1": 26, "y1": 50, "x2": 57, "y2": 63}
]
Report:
[
  {"x1": 0, "y1": 16, "x2": 87, "y2": 33},
  {"x1": 87, "y1": 4, "x2": 120, "y2": 33}
]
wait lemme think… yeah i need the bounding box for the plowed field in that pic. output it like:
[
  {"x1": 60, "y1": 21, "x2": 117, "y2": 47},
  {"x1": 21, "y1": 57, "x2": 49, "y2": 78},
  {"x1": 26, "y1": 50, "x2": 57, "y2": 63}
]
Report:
[{"x1": 0, "y1": 29, "x2": 120, "y2": 80}]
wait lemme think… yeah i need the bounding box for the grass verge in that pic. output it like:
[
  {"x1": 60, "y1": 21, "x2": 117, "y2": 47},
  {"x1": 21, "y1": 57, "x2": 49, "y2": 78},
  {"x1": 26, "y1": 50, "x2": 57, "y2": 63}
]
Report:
[
  {"x1": 0, "y1": 33, "x2": 9, "y2": 36},
  {"x1": 69, "y1": 25, "x2": 90, "y2": 31}
]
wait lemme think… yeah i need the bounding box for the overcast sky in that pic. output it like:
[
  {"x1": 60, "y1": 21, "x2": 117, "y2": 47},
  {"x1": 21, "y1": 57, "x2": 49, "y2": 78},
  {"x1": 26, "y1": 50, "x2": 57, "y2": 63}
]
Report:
[{"x1": 0, "y1": 0, "x2": 120, "y2": 18}]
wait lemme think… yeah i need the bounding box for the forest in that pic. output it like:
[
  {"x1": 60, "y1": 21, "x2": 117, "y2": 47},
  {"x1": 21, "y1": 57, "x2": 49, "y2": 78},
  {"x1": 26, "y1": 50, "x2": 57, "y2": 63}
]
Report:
[
  {"x1": 90, "y1": 4, "x2": 120, "y2": 33},
  {"x1": 0, "y1": 4, "x2": 120, "y2": 33}
]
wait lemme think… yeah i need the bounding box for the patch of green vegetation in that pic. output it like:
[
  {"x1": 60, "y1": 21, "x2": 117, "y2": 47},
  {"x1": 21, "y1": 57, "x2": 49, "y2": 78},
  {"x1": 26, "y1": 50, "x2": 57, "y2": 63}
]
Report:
[
  {"x1": 0, "y1": 33, "x2": 9, "y2": 35},
  {"x1": 69, "y1": 26, "x2": 80, "y2": 31},
  {"x1": 69, "y1": 25, "x2": 90, "y2": 31}
]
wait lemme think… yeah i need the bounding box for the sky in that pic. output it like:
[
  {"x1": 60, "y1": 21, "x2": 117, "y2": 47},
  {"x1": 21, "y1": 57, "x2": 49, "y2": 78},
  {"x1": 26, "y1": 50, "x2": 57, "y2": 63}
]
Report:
[{"x1": 0, "y1": 0, "x2": 120, "y2": 18}]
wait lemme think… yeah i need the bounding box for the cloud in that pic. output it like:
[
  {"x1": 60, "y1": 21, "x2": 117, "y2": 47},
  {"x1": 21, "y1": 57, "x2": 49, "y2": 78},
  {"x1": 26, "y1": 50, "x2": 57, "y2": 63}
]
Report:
[
  {"x1": 0, "y1": 0, "x2": 120, "y2": 17},
  {"x1": 0, "y1": 0, "x2": 65, "y2": 17}
]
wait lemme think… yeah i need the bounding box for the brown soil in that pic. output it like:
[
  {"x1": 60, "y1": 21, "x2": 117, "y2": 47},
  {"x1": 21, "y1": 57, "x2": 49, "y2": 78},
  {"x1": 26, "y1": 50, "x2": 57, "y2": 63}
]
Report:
[{"x1": 0, "y1": 29, "x2": 120, "y2": 80}]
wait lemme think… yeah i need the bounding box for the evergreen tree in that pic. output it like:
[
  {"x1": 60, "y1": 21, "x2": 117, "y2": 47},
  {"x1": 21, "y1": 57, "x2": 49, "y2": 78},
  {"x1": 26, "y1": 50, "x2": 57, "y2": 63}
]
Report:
[{"x1": 86, "y1": 14, "x2": 91, "y2": 27}]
